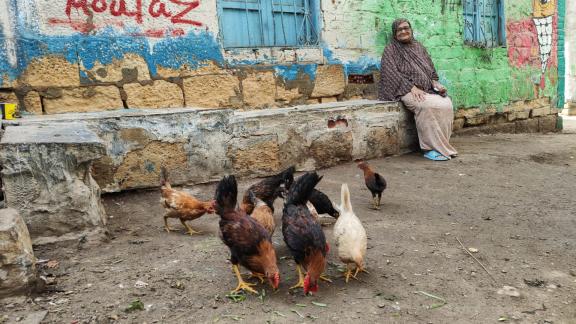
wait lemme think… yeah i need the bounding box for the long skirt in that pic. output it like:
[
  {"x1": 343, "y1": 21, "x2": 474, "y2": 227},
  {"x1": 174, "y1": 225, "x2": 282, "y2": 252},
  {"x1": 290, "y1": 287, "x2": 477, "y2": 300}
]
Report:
[{"x1": 401, "y1": 92, "x2": 458, "y2": 158}]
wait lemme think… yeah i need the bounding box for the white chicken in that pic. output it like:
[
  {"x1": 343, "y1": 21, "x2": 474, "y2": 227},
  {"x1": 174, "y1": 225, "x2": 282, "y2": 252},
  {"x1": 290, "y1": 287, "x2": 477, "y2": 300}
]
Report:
[{"x1": 333, "y1": 183, "x2": 368, "y2": 282}]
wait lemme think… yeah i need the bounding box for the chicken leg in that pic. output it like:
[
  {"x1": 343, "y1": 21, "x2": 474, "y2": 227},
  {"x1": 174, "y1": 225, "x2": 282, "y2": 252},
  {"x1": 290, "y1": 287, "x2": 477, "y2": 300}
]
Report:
[
  {"x1": 371, "y1": 195, "x2": 380, "y2": 210},
  {"x1": 353, "y1": 266, "x2": 369, "y2": 279},
  {"x1": 249, "y1": 272, "x2": 266, "y2": 284},
  {"x1": 164, "y1": 216, "x2": 174, "y2": 232},
  {"x1": 377, "y1": 193, "x2": 382, "y2": 208},
  {"x1": 180, "y1": 219, "x2": 202, "y2": 235},
  {"x1": 231, "y1": 264, "x2": 258, "y2": 294},
  {"x1": 344, "y1": 263, "x2": 354, "y2": 283},
  {"x1": 290, "y1": 264, "x2": 305, "y2": 290}
]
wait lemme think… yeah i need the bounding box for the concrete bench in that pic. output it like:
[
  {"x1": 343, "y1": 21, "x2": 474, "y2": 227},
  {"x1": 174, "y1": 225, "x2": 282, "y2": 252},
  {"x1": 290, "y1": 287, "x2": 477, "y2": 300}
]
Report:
[{"x1": 3, "y1": 100, "x2": 416, "y2": 193}]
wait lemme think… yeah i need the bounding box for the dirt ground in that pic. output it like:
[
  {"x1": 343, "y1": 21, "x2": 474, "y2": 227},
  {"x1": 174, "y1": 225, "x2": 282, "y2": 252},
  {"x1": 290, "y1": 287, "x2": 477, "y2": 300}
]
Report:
[{"x1": 2, "y1": 132, "x2": 576, "y2": 324}]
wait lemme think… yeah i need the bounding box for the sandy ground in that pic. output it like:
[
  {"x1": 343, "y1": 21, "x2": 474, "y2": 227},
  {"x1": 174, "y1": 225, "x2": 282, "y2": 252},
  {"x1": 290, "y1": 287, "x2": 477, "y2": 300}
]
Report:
[{"x1": 2, "y1": 132, "x2": 576, "y2": 324}]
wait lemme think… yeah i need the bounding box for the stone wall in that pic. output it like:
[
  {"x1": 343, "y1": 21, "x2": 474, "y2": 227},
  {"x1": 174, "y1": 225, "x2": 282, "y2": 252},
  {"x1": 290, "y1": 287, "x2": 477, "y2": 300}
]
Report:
[
  {"x1": 6, "y1": 100, "x2": 412, "y2": 192},
  {"x1": 0, "y1": 0, "x2": 565, "y2": 125}
]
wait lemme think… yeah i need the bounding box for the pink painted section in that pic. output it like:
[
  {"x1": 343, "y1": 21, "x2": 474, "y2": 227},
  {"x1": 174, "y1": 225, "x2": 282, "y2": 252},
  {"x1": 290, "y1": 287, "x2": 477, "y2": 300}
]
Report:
[{"x1": 506, "y1": 14, "x2": 558, "y2": 71}]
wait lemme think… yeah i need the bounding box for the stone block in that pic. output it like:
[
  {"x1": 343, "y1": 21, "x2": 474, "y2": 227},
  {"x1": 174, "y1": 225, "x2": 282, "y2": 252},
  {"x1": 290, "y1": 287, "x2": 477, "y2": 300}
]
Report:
[
  {"x1": 309, "y1": 130, "x2": 353, "y2": 168},
  {"x1": 242, "y1": 72, "x2": 276, "y2": 108},
  {"x1": 0, "y1": 124, "x2": 107, "y2": 241},
  {"x1": 320, "y1": 96, "x2": 338, "y2": 103},
  {"x1": 19, "y1": 56, "x2": 80, "y2": 87},
  {"x1": 228, "y1": 137, "x2": 281, "y2": 176},
  {"x1": 124, "y1": 81, "x2": 184, "y2": 109},
  {"x1": 465, "y1": 114, "x2": 489, "y2": 126},
  {"x1": 155, "y1": 61, "x2": 224, "y2": 78},
  {"x1": 23, "y1": 92, "x2": 43, "y2": 114},
  {"x1": 455, "y1": 108, "x2": 481, "y2": 119},
  {"x1": 538, "y1": 115, "x2": 558, "y2": 133},
  {"x1": 364, "y1": 127, "x2": 399, "y2": 159},
  {"x1": 183, "y1": 74, "x2": 240, "y2": 108},
  {"x1": 81, "y1": 53, "x2": 150, "y2": 83},
  {"x1": 0, "y1": 208, "x2": 38, "y2": 298},
  {"x1": 0, "y1": 91, "x2": 18, "y2": 104},
  {"x1": 531, "y1": 107, "x2": 551, "y2": 117},
  {"x1": 276, "y1": 85, "x2": 301, "y2": 103},
  {"x1": 114, "y1": 141, "x2": 188, "y2": 190},
  {"x1": 43, "y1": 86, "x2": 123, "y2": 114},
  {"x1": 515, "y1": 118, "x2": 540, "y2": 133},
  {"x1": 453, "y1": 118, "x2": 465, "y2": 131},
  {"x1": 310, "y1": 65, "x2": 346, "y2": 97},
  {"x1": 508, "y1": 111, "x2": 530, "y2": 121}
]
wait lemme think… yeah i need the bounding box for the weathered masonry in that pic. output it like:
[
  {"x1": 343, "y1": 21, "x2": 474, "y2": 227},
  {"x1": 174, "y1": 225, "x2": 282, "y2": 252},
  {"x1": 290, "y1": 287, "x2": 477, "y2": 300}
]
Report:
[{"x1": 0, "y1": 0, "x2": 568, "y2": 124}]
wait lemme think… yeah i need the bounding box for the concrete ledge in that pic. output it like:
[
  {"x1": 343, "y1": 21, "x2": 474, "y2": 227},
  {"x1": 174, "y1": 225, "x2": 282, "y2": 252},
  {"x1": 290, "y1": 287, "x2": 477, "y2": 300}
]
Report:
[{"x1": 5, "y1": 100, "x2": 415, "y2": 192}]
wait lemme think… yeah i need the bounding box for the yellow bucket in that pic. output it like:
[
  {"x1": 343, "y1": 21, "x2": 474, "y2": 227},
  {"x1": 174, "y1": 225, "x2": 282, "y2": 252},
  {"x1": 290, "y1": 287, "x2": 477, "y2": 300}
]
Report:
[{"x1": 0, "y1": 103, "x2": 17, "y2": 120}]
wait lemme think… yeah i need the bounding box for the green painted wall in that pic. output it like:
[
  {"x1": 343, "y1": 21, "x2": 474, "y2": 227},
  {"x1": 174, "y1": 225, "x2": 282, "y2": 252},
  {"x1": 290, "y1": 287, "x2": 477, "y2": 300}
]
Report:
[{"x1": 353, "y1": 0, "x2": 559, "y2": 110}]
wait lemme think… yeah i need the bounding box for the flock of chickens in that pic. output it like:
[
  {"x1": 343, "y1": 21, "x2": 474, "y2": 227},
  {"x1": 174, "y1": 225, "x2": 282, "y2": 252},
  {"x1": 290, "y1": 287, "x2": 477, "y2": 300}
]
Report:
[{"x1": 159, "y1": 162, "x2": 387, "y2": 295}]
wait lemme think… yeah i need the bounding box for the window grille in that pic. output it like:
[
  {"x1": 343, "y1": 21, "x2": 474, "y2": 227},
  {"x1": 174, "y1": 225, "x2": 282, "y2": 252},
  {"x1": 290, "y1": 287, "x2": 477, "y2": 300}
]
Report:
[
  {"x1": 217, "y1": 0, "x2": 320, "y2": 48},
  {"x1": 463, "y1": 0, "x2": 506, "y2": 48}
]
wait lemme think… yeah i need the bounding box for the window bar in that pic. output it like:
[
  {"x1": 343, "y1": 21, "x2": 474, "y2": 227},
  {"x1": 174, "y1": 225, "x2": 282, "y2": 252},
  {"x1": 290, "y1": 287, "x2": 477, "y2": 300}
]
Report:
[
  {"x1": 292, "y1": 0, "x2": 299, "y2": 45},
  {"x1": 258, "y1": 0, "x2": 265, "y2": 46},
  {"x1": 278, "y1": 1, "x2": 288, "y2": 46},
  {"x1": 303, "y1": 0, "x2": 311, "y2": 44},
  {"x1": 244, "y1": 0, "x2": 253, "y2": 46}
]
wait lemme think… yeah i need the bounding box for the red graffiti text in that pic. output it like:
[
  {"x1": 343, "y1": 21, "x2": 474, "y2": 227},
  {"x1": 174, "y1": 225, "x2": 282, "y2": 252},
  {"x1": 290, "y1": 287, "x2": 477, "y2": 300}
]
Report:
[{"x1": 65, "y1": 0, "x2": 202, "y2": 27}]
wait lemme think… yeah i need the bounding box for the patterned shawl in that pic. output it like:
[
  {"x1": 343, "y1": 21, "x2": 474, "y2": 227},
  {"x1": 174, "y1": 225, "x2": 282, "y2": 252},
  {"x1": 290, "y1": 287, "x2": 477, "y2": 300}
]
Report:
[{"x1": 378, "y1": 18, "x2": 439, "y2": 101}]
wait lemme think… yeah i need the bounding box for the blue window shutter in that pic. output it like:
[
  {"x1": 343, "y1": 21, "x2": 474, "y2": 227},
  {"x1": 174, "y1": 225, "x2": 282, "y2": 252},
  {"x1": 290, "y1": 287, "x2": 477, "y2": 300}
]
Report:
[
  {"x1": 218, "y1": 0, "x2": 319, "y2": 48},
  {"x1": 219, "y1": 0, "x2": 264, "y2": 47},
  {"x1": 463, "y1": 0, "x2": 476, "y2": 45},
  {"x1": 271, "y1": 0, "x2": 306, "y2": 46},
  {"x1": 463, "y1": 0, "x2": 504, "y2": 48}
]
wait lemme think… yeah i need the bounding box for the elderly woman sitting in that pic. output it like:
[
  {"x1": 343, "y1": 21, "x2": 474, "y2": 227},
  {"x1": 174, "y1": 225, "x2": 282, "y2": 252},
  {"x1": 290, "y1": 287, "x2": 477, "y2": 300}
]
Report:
[{"x1": 379, "y1": 18, "x2": 458, "y2": 161}]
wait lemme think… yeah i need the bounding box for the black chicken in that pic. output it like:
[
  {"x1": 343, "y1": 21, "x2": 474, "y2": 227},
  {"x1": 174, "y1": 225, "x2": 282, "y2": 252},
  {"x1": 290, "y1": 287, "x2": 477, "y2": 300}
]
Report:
[
  {"x1": 282, "y1": 172, "x2": 330, "y2": 295},
  {"x1": 309, "y1": 189, "x2": 340, "y2": 219},
  {"x1": 240, "y1": 166, "x2": 295, "y2": 214}
]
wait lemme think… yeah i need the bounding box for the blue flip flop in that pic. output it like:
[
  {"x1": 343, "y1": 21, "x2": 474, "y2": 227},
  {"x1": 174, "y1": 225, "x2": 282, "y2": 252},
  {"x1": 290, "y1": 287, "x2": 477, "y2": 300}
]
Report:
[{"x1": 423, "y1": 150, "x2": 449, "y2": 161}]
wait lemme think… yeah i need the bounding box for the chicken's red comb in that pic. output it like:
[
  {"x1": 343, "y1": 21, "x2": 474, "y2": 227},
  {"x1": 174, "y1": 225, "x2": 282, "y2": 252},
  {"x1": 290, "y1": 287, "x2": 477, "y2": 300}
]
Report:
[{"x1": 325, "y1": 243, "x2": 330, "y2": 253}]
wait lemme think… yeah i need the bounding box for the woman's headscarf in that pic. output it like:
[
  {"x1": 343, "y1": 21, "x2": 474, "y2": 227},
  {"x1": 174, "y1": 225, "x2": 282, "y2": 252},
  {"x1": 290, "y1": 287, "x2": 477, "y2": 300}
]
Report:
[{"x1": 378, "y1": 18, "x2": 439, "y2": 101}]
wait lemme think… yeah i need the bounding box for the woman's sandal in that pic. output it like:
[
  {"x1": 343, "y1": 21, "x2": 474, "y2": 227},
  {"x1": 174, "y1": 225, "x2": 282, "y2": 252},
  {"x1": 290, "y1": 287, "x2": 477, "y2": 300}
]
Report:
[{"x1": 423, "y1": 150, "x2": 449, "y2": 161}]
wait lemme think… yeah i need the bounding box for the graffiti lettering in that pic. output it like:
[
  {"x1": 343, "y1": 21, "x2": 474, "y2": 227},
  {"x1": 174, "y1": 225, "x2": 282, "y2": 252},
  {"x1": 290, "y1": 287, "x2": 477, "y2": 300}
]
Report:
[
  {"x1": 91, "y1": 0, "x2": 107, "y2": 13},
  {"x1": 149, "y1": 0, "x2": 171, "y2": 18},
  {"x1": 109, "y1": 0, "x2": 143, "y2": 24},
  {"x1": 170, "y1": 0, "x2": 201, "y2": 26},
  {"x1": 64, "y1": 0, "x2": 202, "y2": 27},
  {"x1": 65, "y1": 0, "x2": 90, "y2": 17}
]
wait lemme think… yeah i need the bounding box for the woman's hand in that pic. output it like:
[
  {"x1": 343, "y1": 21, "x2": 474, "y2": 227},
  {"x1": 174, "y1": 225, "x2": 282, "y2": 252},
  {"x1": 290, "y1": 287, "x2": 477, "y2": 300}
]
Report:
[
  {"x1": 411, "y1": 86, "x2": 427, "y2": 102},
  {"x1": 432, "y1": 80, "x2": 447, "y2": 96}
]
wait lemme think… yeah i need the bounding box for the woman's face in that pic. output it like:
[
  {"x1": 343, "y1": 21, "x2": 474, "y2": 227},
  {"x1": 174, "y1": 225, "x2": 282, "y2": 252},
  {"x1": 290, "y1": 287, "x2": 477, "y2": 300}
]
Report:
[{"x1": 395, "y1": 22, "x2": 412, "y2": 43}]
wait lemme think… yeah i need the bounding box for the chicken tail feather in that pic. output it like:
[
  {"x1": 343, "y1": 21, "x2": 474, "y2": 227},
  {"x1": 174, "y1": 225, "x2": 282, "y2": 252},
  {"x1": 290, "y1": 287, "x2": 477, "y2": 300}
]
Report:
[
  {"x1": 286, "y1": 172, "x2": 322, "y2": 206},
  {"x1": 215, "y1": 175, "x2": 238, "y2": 214},
  {"x1": 280, "y1": 166, "x2": 296, "y2": 189},
  {"x1": 340, "y1": 183, "x2": 353, "y2": 214}
]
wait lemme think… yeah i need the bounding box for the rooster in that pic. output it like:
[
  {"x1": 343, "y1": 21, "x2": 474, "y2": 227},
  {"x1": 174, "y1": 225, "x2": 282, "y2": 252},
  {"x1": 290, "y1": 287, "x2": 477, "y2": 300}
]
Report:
[
  {"x1": 215, "y1": 175, "x2": 280, "y2": 294},
  {"x1": 333, "y1": 184, "x2": 368, "y2": 282},
  {"x1": 240, "y1": 166, "x2": 295, "y2": 214},
  {"x1": 248, "y1": 190, "x2": 276, "y2": 236},
  {"x1": 282, "y1": 172, "x2": 330, "y2": 295},
  {"x1": 309, "y1": 189, "x2": 340, "y2": 219},
  {"x1": 160, "y1": 167, "x2": 215, "y2": 235},
  {"x1": 357, "y1": 161, "x2": 387, "y2": 210}
]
